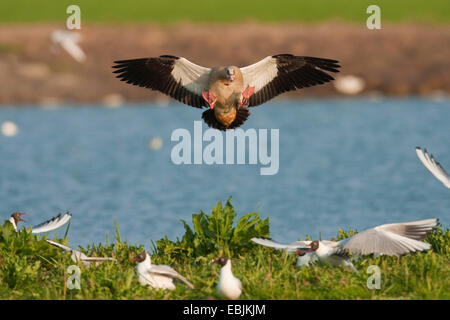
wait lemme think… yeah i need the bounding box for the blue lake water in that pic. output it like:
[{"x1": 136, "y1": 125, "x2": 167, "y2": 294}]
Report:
[{"x1": 0, "y1": 98, "x2": 449, "y2": 249}]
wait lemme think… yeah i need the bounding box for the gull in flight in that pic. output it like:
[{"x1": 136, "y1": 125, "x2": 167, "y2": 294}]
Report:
[
  {"x1": 416, "y1": 147, "x2": 450, "y2": 188},
  {"x1": 252, "y1": 218, "x2": 438, "y2": 272},
  {"x1": 51, "y1": 30, "x2": 86, "y2": 63},
  {"x1": 130, "y1": 251, "x2": 194, "y2": 290},
  {"x1": 46, "y1": 240, "x2": 116, "y2": 268},
  {"x1": 113, "y1": 54, "x2": 340, "y2": 130},
  {"x1": 210, "y1": 256, "x2": 242, "y2": 300},
  {"x1": 9, "y1": 212, "x2": 71, "y2": 234}
]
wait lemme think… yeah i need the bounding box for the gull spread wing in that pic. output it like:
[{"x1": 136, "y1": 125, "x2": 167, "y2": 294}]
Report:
[
  {"x1": 46, "y1": 240, "x2": 115, "y2": 267},
  {"x1": 46, "y1": 239, "x2": 73, "y2": 252},
  {"x1": 148, "y1": 264, "x2": 194, "y2": 289},
  {"x1": 416, "y1": 147, "x2": 450, "y2": 188},
  {"x1": 251, "y1": 237, "x2": 311, "y2": 252},
  {"x1": 339, "y1": 219, "x2": 438, "y2": 256},
  {"x1": 32, "y1": 212, "x2": 72, "y2": 234}
]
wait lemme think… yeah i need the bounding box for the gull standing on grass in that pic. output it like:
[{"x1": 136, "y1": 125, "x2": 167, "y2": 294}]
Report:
[
  {"x1": 416, "y1": 147, "x2": 450, "y2": 188},
  {"x1": 210, "y1": 257, "x2": 242, "y2": 300},
  {"x1": 46, "y1": 240, "x2": 116, "y2": 268},
  {"x1": 130, "y1": 251, "x2": 194, "y2": 290},
  {"x1": 8, "y1": 212, "x2": 72, "y2": 234},
  {"x1": 252, "y1": 218, "x2": 438, "y2": 272}
]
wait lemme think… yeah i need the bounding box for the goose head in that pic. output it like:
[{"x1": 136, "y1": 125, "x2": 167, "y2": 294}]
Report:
[{"x1": 225, "y1": 67, "x2": 235, "y2": 82}]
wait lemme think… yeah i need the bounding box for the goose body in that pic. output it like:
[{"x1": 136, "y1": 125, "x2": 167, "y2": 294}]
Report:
[{"x1": 113, "y1": 54, "x2": 340, "y2": 130}]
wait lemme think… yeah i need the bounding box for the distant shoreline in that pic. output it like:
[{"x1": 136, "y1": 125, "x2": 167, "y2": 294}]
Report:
[
  {"x1": 1, "y1": 96, "x2": 449, "y2": 110},
  {"x1": 0, "y1": 22, "x2": 449, "y2": 106}
]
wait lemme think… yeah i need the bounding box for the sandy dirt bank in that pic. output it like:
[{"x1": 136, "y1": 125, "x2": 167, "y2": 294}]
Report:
[{"x1": 0, "y1": 22, "x2": 449, "y2": 105}]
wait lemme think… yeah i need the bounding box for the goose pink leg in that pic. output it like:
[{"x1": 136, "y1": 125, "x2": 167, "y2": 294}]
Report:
[
  {"x1": 202, "y1": 91, "x2": 217, "y2": 109},
  {"x1": 241, "y1": 85, "x2": 255, "y2": 107}
]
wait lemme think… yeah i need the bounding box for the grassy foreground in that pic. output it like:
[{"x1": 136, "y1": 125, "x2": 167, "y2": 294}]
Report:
[
  {"x1": 0, "y1": 198, "x2": 449, "y2": 300},
  {"x1": 1, "y1": 0, "x2": 449, "y2": 23}
]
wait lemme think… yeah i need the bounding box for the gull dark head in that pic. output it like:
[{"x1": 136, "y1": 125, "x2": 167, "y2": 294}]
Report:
[
  {"x1": 210, "y1": 256, "x2": 229, "y2": 267},
  {"x1": 11, "y1": 212, "x2": 26, "y2": 224},
  {"x1": 130, "y1": 251, "x2": 147, "y2": 263},
  {"x1": 309, "y1": 240, "x2": 320, "y2": 251},
  {"x1": 295, "y1": 240, "x2": 319, "y2": 256},
  {"x1": 225, "y1": 67, "x2": 235, "y2": 82}
]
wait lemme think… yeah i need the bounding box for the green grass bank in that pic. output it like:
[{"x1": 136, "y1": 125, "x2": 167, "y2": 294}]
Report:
[
  {"x1": 1, "y1": 0, "x2": 449, "y2": 23},
  {"x1": 0, "y1": 198, "x2": 449, "y2": 299}
]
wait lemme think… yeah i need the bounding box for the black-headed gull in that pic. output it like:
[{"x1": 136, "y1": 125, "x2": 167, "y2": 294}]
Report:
[
  {"x1": 253, "y1": 218, "x2": 438, "y2": 272},
  {"x1": 130, "y1": 251, "x2": 194, "y2": 290},
  {"x1": 46, "y1": 239, "x2": 116, "y2": 268},
  {"x1": 416, "y1": 147, "x2": 450, "y2": 188},
  {"x1": 210, "y1": 257, "x2": 242, "y2": 300},
  {"x1": 9, "y1": 212, "x2": 72, "y2": 234}
]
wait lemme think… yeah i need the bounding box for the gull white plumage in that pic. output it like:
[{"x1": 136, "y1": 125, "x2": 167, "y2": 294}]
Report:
[
  {"x1": 46, "y1": 239, "x2": 116, "y2": 268},
  {"x1": 252, "y1": 218, "x2": 438, "y2": 272},
  {"x1": 8, "y1": 212, "x2": 72, "y2": 234},
  {"x1": 51, "y1": 30, "x2": 86, "y2": 63},
  {"x1": 250, "y1": 238, "x2": 318, "y2": 267},
  {"x1": 130, "y1": 251, "x2": 194, "y2": 290},
  {"x1": 210, "y1": 257, "x2": 242, "y2": 300},
  {"x1": 416, "y1": 147, "x2": 450, "y2": 188}
]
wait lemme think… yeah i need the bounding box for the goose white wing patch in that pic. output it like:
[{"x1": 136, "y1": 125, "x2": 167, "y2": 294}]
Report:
[
  {"x1": 240, "y1": 54, "x2": 340, "y2": 106},
  {"x1": 171, "y1": 57, "x2": 211, "y2": 96},
  {"x1": 241, "y1": 56, "x2": 278, "y2": 94},
  {"x1": 113, "y1": 55, "x2": 210, "y2": 108},
  {"x1": 416, "y1": 147, "x2": 450, "y2": 188}
]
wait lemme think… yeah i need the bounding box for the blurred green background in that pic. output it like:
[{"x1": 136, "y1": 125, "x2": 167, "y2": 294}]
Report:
[{"x1": 1, "y1": 0, "x2": 449, "y2": 23}]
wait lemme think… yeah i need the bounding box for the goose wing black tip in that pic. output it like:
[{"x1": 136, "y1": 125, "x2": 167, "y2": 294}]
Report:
[
  {"x1": 113, "y1": 55, "x2": 209, "y2": 109},
  {"x1": 241, "y1": 54, "x2": 341, "y2": 107}
]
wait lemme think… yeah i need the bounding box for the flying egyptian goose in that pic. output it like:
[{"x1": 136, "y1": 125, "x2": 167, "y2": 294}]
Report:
[
  {"x1": 416, "y1": 147, "x2": 450, "y2": 188},
  {"x1": 210, "y1": 256, "x2": 242, "y2": 300},
  {"x1": 112, "y1": 54, "x2": 340, "y2": 130},
  {"x1": 46, "y1": 240, "x2": 116, "y2": 268},
  {"x1": 8, "y1": 212, "x2": 72, "y2": 234},
  {"x1": 252, "y1": 218, "x2": 438, "y2": 272},
  {"x1": 130, "y1": 251, "x2": 194, "y2": 290}
]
